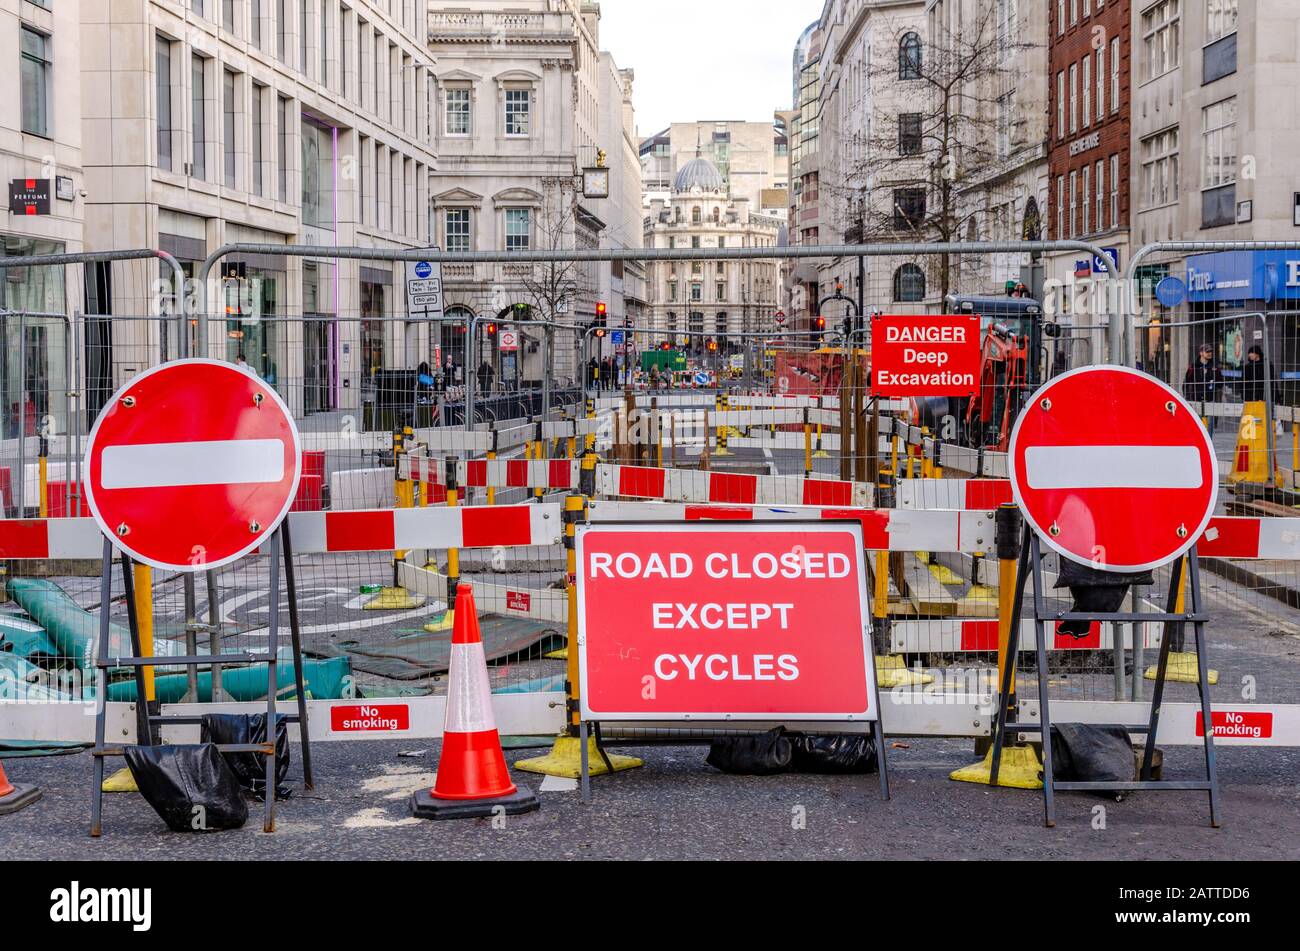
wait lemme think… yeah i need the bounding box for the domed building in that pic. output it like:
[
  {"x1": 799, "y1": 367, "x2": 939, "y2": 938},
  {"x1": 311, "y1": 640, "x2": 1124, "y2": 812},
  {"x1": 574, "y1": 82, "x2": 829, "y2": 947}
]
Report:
[{"x1": 644, "y1": 155, "x2": 783, "y2": 360}]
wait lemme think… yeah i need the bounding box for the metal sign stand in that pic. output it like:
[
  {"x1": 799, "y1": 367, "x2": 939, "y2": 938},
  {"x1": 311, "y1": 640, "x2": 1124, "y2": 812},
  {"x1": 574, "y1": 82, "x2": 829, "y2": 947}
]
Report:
[
  {"x1": 90, "y1": 527, "x2": 313, "y2": 836},
  {"x1": 988, "y1": 526, "x2": 1221, "y2": 828}
]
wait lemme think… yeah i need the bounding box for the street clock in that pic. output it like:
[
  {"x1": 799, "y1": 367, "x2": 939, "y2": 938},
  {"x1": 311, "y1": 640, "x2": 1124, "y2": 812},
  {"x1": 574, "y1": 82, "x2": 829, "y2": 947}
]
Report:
[{"x1": 582, "y1": 167, "x2": 610, "y2": 199}]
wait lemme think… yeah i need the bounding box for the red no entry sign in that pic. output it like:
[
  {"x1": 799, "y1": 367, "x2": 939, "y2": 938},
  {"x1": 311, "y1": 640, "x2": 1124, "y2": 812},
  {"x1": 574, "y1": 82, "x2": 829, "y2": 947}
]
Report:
[
  {"x1": 85, "y1": 359, "x2": 302, "y2": 571},
  {"x1": 1009, "y1": 366, "x2": 1218, "y2": 572},
  {"x1": 575, "y1": 521, "x2": 878, "y2": 721}
]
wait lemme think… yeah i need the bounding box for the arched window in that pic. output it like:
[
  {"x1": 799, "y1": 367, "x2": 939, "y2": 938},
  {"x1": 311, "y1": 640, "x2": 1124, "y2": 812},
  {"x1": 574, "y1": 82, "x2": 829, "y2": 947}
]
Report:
[
  {"x1": 712, "y1": 206, "x2": 721, "y2": 223},
  {"x1": 893, "y1": 264, "x2": 926, "y2": 302},
  {"x1": 692, "y1": 206, "x2": 702, "y2": 224},
  {"x1": 899, "y1": 32, "x2": 922, "y2": 80}
]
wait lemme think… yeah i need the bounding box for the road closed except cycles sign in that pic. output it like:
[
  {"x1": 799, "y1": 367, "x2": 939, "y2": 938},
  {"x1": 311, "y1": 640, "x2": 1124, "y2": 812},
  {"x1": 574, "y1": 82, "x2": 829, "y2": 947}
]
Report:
[
  {"x1": 575, "y1": 521, "x2": 878, "y2": 722},
  {"x1": 870, "y1": 314, "x2": 980, "y2": 397}
]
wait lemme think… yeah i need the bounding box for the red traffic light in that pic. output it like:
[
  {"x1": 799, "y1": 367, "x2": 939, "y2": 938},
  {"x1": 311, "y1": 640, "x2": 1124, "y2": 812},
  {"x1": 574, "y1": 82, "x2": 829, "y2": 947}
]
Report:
[
  {"x1": 815, "y1": 316, "x2": 827, "y2": 331},
  {"x1": 661, "y1": 341, "x2": 671, "y2": 351},
  {"x1": 486, "y1": 322, "x2": 498, "y2": 336},
  {"x1": 596, "y1": 302, "x2": 608, "y2": 318}
]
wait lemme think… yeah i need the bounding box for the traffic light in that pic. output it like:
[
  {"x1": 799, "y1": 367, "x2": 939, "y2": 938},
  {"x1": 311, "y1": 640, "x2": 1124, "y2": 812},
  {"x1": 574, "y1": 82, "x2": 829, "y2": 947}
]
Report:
[
  {"x1": 707, "y1": 339, "x2": 718, "y2": 353},
  {"x1": 486, "y1": 322, "x2": 498, "y2": 338},
  {"x1": 661, "y1": 341, "x2": 672, "y2": 351},
  {"x1": 815, "y1": 316, "x2": 827, "y2": 336},
  {"x1": 595, "y1": 301, "x2": 608, "y2": 325}
]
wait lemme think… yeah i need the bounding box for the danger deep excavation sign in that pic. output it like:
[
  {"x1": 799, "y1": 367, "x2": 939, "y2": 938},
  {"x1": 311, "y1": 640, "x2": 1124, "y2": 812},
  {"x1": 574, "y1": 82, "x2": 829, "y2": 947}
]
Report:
[
  {"x1": 574, "y1": 521, "x2": 879, "y2": 721},
  {"x1": 870, "y1": 313, "x2": 980, "y2": 397}
]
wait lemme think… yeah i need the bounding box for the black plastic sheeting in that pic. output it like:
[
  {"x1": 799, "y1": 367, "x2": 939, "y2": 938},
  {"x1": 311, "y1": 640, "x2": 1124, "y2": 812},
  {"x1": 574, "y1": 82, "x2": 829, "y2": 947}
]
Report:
[
  {"x1": 1054, "y1": 558, "x2": 1155, "y2": 638},
  {"x1": 200, "y1": 714, "x2": 292, "y2": 801},
  {"x1": 123, "y1": 744, "x2": 249, "y2": 833},
  {"x1": 706, "y1": 728, "x2": 878, "y2": 776},
  {"x1": 1050, "y1": 723, "x2": 1138, "y2": 791}
]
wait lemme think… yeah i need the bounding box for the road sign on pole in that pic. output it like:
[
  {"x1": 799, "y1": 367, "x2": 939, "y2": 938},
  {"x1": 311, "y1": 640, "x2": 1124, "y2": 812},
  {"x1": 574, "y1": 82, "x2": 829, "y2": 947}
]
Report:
[
  {"x1": 405, "y1": 254, "x2": 445, "y2": 320},
  {"x1": 498, "y1": 329, "x2": 519, "y2": 353},
  {"x1": 1008, "y1": 365, "x2": 1218, "y2": 572},
  {"x1": 84, "y1": 359, "x2": 303, "y2": 572}
]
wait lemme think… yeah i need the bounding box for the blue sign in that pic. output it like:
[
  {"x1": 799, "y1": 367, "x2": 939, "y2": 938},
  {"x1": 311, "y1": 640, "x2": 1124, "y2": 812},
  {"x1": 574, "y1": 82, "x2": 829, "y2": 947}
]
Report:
[
  {"x1": 1093, "y1": 248, "x2": 1120, "y2": 274},
  {"x1": 1186, "y1": 250, "x2": 1300, "y2": 303},
  {"x1": 1155, "y1": 276, "x2": 1187, "y2": 308},
  {"x1": 414, "y1": 261, "x2": 432, "y2": 279},
  {"x1": 611, "y1": 330, "x2": 625, "y2": 345}
]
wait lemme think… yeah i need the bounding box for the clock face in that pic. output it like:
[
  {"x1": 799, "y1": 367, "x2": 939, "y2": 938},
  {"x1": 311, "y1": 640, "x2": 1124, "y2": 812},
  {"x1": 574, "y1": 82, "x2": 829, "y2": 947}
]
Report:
[{"x1": 583, "y1": 169, "x2": 610, "y2": 197}]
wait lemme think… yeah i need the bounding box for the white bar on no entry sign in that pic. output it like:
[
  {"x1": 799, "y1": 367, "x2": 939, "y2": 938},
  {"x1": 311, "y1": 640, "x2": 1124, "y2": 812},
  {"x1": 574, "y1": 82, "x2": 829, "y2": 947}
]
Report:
[
  {"x1": 100, "y1": 439, "x2": 285, "y2": 489},
  {"x1": 1024, "y1": 445, "x2": 1203, "y2": 490}
]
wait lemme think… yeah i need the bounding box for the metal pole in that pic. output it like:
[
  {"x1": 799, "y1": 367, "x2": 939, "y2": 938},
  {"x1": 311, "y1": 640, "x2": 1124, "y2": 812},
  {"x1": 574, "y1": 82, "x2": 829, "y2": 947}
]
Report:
[
  {"x1": 16, "y1": 310, "x2": 25, "y2": 515},
  {"x1": 1261, "y1": 313, "x2": 1278, "y2": 485},
  {"x1": 463, "y1": 316, "x2": 477, "y2": 433}
]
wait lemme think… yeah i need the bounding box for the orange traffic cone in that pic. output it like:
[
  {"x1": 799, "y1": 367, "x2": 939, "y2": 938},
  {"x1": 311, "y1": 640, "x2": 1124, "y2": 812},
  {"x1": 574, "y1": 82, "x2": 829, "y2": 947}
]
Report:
[
  {"x1": 0, "y1": 760, "x2": 40, "y2": 815},
  {"x1": 411, "y1": 583, "x2": 540, "y2": 820}
]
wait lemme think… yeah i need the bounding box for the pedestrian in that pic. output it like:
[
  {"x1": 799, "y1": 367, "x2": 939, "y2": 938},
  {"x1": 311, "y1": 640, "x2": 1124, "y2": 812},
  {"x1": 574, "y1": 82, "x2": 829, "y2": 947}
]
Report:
[
  {"x1": 1241, "y1": 345, "x2": 1276, "y2": 404},
  {"x1": 1184, "y1": 343, "x2": 1222, "y2": 435},
  {"x1": 477, "y1": 360, "x2": 494, "y2": 394},
  {"x1": 587, "y1": 357, "x2": 599, "y2": 390}
]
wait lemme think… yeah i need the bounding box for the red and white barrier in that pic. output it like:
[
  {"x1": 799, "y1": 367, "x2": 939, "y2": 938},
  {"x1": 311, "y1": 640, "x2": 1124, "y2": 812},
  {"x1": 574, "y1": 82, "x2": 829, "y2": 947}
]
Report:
[
  {"x1": 897, "y1": 478, "x2": 1015, "y2": 511},
  {"x1": 595, "y1": 464, "x2": 872, "y2": 508},
  {"x1": 890, "y1": 618, "x2": 1161, "y2": 654},
  {"x1": 0, "y1": 504, "x2": 562, "y2": 560}
]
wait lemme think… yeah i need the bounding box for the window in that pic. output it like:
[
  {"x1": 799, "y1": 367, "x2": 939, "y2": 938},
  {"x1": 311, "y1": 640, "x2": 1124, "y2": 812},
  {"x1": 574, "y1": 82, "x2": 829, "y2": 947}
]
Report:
[
  {"x1": 691, "y1": 236, "x2": 701, "y2": 249},
  {"x1": 301, "y1": 118, "x2": 333, "y2": 229},
  {"x1": 1141, "y1": 129, "x2": 1178, "y2": 208},
  {"x1": 1110, "y1": 37, "x2": 1119, "y2": 111},
  {"x1": 893, "y1": 188, "x2": 925, "y2": 231},
  {"x1": 505, "y1": 89, "x2": 530, "y2": 136},
  {"x1": 1057, "y1": 0, "x2": 1065, "y2": 35},
  {"x1": 717, "y1": 237, "x2": 725, "y2": 249},
  {"x1": 997, "y1": 94, "x2": 1010, "y2": 157},
  {"x1": 1095, "y1": 160, "x2": 1104, "y2": 229},
  {"x1": 321, "y1": 0, "x2": 329, "y2": 90},
  {"x1": 1071, "y1": 0, "x2": 1078, "y2": 23},
  {"x1": 1142, "y1": 0, "x2": 1180, "y2": 83},
  {"x1": 1056, "y1": 71, "x2": 1065, "y2": 139},
  {"x1": 252, "y1": 84, "x2": 265, "y2": 197},
  {"x1": 277, "y1": 0, "x2": 288, "y2": 63},
  {"x1": 1201, "y1": 98, "x2": 1237, "y2": 188},
  {"x1": 223, "y1": 0, "x2": 235, "y2": 32},
  {"x1": 1069, "y1": 63, "x2": 1078, "y2": 133},
  {"x1": 277, "y1": 95, "x2": 289, "y2": 202},
  {"x1": 156, "y1": 35, "x2": 173, "y2": 170},
  {"x1": 505, "y1": 208, "x2": 530, "y2": 250},
  {"x1": 252, "y1": 0, "x2": 262, "y2": 48},
  {"x1": 339, "y1": 6, "x2": 349, "y2": 98},
  {"x1": 300, "y1": 0, "x2": 308, "y2": 76},
  {"x1": 445, "y1": 209, "x2": 470, "y2": 252},
  {"x1": 893, "y1": 264, "x2": 925, "y2": 302},
  {"x1": 1096, "y1": 45, "x2": 1105, "y2": 116},
  {"x1": 668, "y1": 281, "x2": 678, "y2": 302},
  {"x1": 1110, "y1": 154, "x2": 1119, "y2": 224},
  {"x1": 191, "y1": 55, "x2": 207, "y2": 180},
  {"x1": 691, "y1": 283, "x2": 703, "y2": 302},
  {"x1": 445, "y1": 87, "x2": 470, "y2": 135},
  {"x1": 1206, "y1": 0, "x2": 1237, "y2": 42},
  {"x1": 899, "y1": 113, "x2": 922, "y2": 155},
  {"x1": 20, "y1": 27, "x2": 51, "y2": 137},
  {"x1": 1082, "y1": 165, "x2": 1090, "y2": 233},
  {"x1": 899, "y1": 32, "x2": 922, "y2": 79},
  {"x1": 692, "y1": 206, "x2": 702, "y2": 224},
  {"x1": 1056, "y1": 175, "x2": 1065, "y2": 238},
  {"x1": 223, "y1": 69, "x2": 238, "y2": 188},
  {"x1": 716, "y1": 283, "x2": 726, "y2": 301},
  {"x1": 1082, "y1": 55, "x2": 1091, "y2": 126},
  {"x1": 1069, "y1": 170, "x2": 1078, "y2": 236}
]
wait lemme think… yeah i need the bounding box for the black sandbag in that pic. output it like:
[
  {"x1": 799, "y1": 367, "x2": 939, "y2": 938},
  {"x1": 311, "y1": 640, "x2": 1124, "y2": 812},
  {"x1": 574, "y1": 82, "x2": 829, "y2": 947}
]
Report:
[
  {"x1": 1055, "y1": 557, "x2": 1155, "y2": 637},
  {"x1": 705, "y1": 727, "x2": 793, "y2": 775},
  {"x1": 123, "y1": 744, "x2": 249, "y2": 833},
  {"x1": 1050, "y1": 723, "x2": 1136, "y2": 790},
  {"x1": 200, "y1": 713, "x2": 292, "y2": 800},
  {"x1": 790, "y1": 733, "x2": 878, "y2": 774}
]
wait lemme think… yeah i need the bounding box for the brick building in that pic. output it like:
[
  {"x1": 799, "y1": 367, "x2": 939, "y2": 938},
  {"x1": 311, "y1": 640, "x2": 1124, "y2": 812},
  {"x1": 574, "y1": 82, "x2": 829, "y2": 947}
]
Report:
[{"x1": 1044, "y1": 0, "x2": 1132, "y2": 351}]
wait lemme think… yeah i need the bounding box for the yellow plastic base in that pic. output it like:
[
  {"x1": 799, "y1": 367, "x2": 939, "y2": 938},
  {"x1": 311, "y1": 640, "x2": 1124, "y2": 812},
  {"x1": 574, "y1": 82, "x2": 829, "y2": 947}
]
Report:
[
  {"x1": 925, "y1": 561, "x2": 965, "y2": 587},
  {"x1": 1145, "y1": 652, "x2": 1218, "y2": 685},
  {"x1": 875, "y1": 654, "x2": 934, "y2": 687},
  {"x1": 514, "y1": 735, "x2": 644, "y2": 778},
  {"x1": 812, "y1": 450, "x2": 831, "y2": 459},
  {"x1": 363, "y1": 587, "x2": 427, "y2": 611},
  {"x1": 422, "y1": 609, "x2": 454, "y2": 633},
  {"x1": 950, "y1": 746, "x2": 1043, "y2": 790},
  {"x1": 713, "y1": 447, "x2": 733, "y2": 457},
  {"x1": 543, "y1": 646, "x2": 569, "y2": 660},
  {"x1": 101, "y1": 767, "x2": 138, "y2": 793}
]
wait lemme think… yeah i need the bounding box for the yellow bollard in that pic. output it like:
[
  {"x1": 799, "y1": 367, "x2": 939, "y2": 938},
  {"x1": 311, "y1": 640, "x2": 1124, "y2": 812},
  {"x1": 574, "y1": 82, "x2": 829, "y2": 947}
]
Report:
[
  {"x1": 423, "y1": 457, "x2": 460, "y2": 632},
  {"x1": 38, "y1": 454, "x2": 48, "y2": 518},
  {"x1": 804, "y1": 422, "x2": 813, "y2": 478},
  {"x1": 365, "y1": 428, "x2": 424, "y2": 610}
]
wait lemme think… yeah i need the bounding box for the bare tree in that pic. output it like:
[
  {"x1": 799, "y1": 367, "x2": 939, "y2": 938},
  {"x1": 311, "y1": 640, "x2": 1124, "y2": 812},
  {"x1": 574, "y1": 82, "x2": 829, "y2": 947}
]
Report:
[
  {"x1": 830, "y1": 5, "x2": 1036, "y2": 301},
  {"x1": 520, "y1": 180, "x2": 588, "y2": 322}
]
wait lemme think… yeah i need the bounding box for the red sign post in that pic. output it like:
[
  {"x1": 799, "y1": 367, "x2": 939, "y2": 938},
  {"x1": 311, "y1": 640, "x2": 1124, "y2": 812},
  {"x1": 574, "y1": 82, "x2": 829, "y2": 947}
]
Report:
[
  {"x1": 575, "y1": 522, "x2": 878, "y2": 721},
  {"x1": 1009, "y1": 366, "x2": 1218, "y2": 572},
  {"x1": 85, "y1": 359, "x2": 303, "y2": 572},
  {"x1": 870, "y1": 314, "x2": 980, "y2": 397}
]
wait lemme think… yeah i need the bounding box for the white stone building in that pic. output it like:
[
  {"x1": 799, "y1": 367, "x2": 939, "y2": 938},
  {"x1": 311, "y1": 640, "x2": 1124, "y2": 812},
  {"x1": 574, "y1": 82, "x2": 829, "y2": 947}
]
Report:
[
  {"x1": 72, "y1": 0, "x2": 441, "y2": 421},
  {"x1": 643, "y1": 155, "x2": 782, "y2": 361},
  {"x1": 428, "y1": 0, "x2": 640, "y2": 388},
  {"x1": 640, "y1": 120, "x2": 788, "y2": 218}
]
